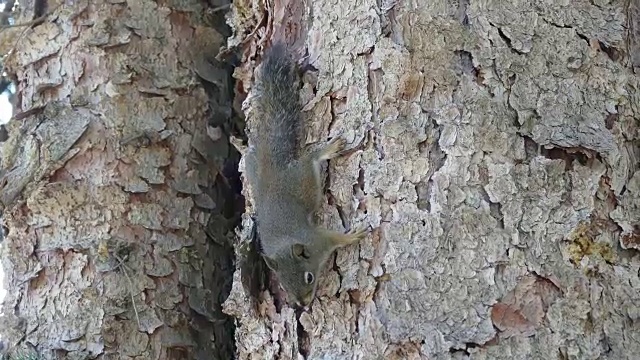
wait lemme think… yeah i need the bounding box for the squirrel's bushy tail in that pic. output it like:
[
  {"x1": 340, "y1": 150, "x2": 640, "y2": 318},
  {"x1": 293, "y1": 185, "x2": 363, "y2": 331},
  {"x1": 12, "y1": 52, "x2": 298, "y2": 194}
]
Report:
[{"x1": 251, "y1": 42, "x2": 302, "y2": 165}]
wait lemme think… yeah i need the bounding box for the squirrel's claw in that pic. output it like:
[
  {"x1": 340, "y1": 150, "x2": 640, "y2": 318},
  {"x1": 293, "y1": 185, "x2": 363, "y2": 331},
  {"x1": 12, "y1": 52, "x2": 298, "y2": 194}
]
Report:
[
  {"x1": 318, "y1": 137, "x2": 346, "y2": 160},
  {"x1": 318, "y1": 226, "x2": 367, "y2": 247},
  {"x1": 346, "y1": 227, "x2": 367, "y2": 241}
]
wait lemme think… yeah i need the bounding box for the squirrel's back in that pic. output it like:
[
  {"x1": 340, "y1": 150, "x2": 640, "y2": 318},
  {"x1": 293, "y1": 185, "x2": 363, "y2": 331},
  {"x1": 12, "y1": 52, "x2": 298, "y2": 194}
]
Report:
[{"x1": 250, "y1": 43, "x2": 302, "y2": 166}]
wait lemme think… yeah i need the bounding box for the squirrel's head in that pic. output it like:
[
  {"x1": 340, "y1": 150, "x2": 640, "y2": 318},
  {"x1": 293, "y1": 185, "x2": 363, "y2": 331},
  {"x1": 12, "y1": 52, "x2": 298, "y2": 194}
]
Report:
[{"x1": 262, "y1": 243, "x2": 323, "y2": 307}]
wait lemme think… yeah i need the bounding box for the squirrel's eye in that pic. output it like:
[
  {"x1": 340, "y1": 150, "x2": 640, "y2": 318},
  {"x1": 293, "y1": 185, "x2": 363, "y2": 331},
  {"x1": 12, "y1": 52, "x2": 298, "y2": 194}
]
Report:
[{"x1": 304, "y1": 271, "x2": 314, "y2": 284}]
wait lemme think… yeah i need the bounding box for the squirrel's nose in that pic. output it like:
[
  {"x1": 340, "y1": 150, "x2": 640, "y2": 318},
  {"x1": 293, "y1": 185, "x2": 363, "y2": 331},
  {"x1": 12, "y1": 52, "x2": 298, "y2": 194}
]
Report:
[{"x1": 295, "y1": 294, "x2": 313, "y2": 309}]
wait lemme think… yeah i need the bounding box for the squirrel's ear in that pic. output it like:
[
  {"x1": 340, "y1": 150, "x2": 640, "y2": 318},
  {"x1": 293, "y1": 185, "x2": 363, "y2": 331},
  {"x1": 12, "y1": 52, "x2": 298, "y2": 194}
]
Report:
[
  {"x1": 291, "y1": 244, "x2": 310, "y2": 259},
  {"x1": 263, "y1": 256, "x2": 279, "y2": 271}
]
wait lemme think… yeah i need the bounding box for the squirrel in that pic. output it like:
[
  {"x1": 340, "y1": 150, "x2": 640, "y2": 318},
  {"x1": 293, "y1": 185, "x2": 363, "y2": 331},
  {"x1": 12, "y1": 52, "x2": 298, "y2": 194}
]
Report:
[{"x1": 243, "y1": 42, "x2": 366, "y2": 307}]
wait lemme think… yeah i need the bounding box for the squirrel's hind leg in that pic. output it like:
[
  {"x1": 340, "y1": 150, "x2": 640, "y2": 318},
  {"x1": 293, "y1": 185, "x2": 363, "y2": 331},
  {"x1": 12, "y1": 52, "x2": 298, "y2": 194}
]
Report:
[
  {"x1": 313, "y1": 137, "x2": 346, "y2": 161},
  {"x1": 286, "y1": 137, "x2": 346, "y2": 212}
]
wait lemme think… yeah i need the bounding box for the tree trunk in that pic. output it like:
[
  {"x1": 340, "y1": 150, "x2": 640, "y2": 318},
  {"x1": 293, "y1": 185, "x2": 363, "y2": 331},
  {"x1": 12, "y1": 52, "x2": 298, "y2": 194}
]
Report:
[
  {"x1": 0, "y1": 0, "x2": 240, "y2": 359},
  {"x1": 224, "y1": 0, "x2": 640, "y2": 359},
  {"x1": 1, "y1": 0, "x2": 639, "y2": 359}
]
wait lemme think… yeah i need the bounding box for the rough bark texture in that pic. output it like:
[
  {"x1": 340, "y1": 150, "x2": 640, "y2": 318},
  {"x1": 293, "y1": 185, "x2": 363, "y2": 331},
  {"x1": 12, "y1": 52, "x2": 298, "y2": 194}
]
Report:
[
  {"x1": 0, "y1": 0, "x2": 240, "y2": 359},
  {"x1": 224, "y1": 0, "x2": 640, "y2": 359}
]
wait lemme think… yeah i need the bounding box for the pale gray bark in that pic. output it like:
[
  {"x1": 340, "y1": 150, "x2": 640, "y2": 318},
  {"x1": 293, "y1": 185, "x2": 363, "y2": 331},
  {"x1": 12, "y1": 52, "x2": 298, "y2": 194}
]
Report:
[{"x1": 225, "y1": 0, "x2": 640, "y2": 359}]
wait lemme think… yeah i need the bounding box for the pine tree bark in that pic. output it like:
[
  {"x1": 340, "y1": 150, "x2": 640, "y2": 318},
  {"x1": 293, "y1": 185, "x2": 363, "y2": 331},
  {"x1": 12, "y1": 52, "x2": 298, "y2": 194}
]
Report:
[
  {"x1": 0, "y1": 0, "x2": 239, "y2": 359},
  {"x1": 225, "y1": 0, "x2": 640, "y2": 359}
]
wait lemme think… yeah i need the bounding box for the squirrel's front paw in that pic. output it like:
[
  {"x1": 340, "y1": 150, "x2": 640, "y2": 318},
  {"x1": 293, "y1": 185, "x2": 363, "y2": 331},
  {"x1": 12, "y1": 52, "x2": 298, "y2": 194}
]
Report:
[
  {"x1": 334, "y1": 227, "x2": 367, "y2": 246},
  {"x1": 321, "y1": 226, "x2": 367, "y2": 247}
]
